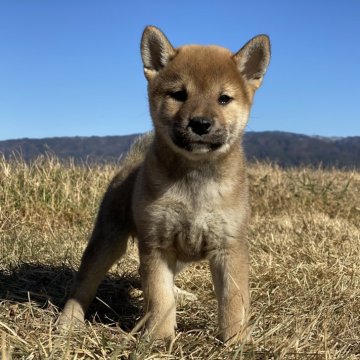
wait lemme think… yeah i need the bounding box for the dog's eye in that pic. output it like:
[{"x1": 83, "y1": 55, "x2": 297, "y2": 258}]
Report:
[
  {"x1": 168, "y1": 90, "x2": 188, "y2": 102},
  {"x1": 218, "y1": 94, "x2": 232, "y2": 105}
]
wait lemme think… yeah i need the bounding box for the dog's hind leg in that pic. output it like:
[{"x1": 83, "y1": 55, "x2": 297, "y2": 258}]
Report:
[{"x1": 173, "y1": 261, "x2": 197, "y2": 304}]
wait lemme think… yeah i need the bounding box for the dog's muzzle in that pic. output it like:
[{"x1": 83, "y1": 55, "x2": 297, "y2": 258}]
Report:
[{"x1": 172, "y1": 119, "x2": 227, "y2": 153}]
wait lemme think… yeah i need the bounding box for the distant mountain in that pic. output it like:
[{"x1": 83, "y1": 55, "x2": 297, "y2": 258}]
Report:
[
  {"x1": 0, "y1": 135, "x2": 138, "y2": 163},
  {"x1": 244, "y1": 132, "x2": 360, "y2": 169},
  {"x1": 1, "y1": 132, "x2": 359, "y2": 169}
]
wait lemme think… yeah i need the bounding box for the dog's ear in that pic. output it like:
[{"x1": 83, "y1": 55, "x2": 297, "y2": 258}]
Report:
[
  {"x1": 233, "y1": 35, "x2": 270, "y2": 89},
  {"x1": 141, "y1": 26, "x2": 175, "y2": 81}
]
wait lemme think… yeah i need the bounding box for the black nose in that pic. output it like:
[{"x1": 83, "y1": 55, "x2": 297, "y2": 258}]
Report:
[{"x1": 188, "y1": 117, "x2": 213, "y2": 136}]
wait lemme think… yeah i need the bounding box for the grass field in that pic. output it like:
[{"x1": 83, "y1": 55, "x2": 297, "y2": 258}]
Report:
[{"x1": 0, "y1": 156, "x2": 359, "y2": 359}]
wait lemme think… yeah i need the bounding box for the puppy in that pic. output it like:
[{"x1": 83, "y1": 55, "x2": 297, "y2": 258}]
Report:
[{"x1": 59, "y1": 25, "x2": 270, "y2": 343}]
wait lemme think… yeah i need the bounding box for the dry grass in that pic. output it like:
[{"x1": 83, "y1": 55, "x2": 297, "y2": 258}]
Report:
[{"x1": 0, "y1": 155, "x2": 359, "y2": 359}]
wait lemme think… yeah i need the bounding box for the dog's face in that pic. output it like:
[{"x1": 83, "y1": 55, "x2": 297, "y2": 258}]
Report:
[{"x1": 141, "y1": 26, "x2": 270, "y2": 159}]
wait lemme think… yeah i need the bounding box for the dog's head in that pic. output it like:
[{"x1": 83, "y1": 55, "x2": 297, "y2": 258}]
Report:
[{"x1": 141, "y1": 26, "x2": 270, "y2": 159}]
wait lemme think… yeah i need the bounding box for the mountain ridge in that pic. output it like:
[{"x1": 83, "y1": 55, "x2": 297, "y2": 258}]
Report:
[{"x1": 1, "y1": 131, "x2": 359, "y2": 169}]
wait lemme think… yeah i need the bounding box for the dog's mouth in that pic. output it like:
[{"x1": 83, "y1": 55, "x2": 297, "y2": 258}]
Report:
[{"x1": 171, "y1": 127, "x2": 227, "y2": 153}]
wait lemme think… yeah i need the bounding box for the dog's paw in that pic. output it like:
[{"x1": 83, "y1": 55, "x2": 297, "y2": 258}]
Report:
[
  {"x1": 219, "y1": 324, "x2": 252, "y2": 346},
  {"x1": 56, "y1": 299, "x2": 85, "y2": 331},
  {"x1": 56, "y1": 313, "x2": 85, "y2": 333},
  {"x1": 174, "y1": 285, "x2": 198, "y2": 304},
  {"x1": 142, "y1": 326, "x2": 175, "y2": 343}
]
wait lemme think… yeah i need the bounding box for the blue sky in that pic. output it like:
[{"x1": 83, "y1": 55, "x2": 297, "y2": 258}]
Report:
[{"x1": 0, "y1": 0, "x2": 359, "y2": 140}]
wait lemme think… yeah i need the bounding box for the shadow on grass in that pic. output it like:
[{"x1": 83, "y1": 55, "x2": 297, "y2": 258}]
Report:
[{"x1": 0, "y1": 263, "x2": 142, "y2": 331}]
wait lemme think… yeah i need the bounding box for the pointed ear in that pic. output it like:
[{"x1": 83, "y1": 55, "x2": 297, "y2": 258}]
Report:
[
  {"x1": 233, "y1": 35, "x2": 271, "y2": 89},
  {"x1": 141, "y1": 26, "x2": 176, "y2": 81}
]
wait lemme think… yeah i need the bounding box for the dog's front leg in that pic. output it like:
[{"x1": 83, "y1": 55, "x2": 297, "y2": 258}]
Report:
[
  {"x1": 210, "y1": 244, "x2": 250, "y2": 344},
  {"x1": 58, "y1": 226, "x2": 129, "y2": 328},
  {"x1": 139, "y1": 246, "x2": 177, "y2": 340}
]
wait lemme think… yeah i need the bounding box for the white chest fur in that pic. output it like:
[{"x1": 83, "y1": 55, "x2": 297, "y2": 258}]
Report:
[{"x1": 138, "y1": 174, "x2": 244, "y2": 261}]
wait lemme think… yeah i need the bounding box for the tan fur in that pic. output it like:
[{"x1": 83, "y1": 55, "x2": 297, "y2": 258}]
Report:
[{"x1": 58, "y1": 26, "x2": 270, "y2": 344}]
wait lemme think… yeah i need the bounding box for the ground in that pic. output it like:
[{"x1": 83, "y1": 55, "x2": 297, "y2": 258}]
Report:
[{"x1": 0, "y1": 156, "x2": 359, "y2": 359}]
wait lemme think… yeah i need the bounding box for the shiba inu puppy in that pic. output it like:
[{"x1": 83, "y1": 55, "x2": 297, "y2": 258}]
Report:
[{"x1": 59, "y1": 26, "x2": 270, "y2": 343}]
